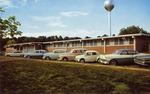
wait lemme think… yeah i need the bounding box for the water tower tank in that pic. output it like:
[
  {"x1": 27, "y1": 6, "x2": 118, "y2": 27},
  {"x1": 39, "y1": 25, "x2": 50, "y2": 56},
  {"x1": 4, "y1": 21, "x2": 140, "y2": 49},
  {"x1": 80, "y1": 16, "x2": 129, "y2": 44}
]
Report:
[{"x1": 104, "y1": 0, "x2": 114, "y2": 12}]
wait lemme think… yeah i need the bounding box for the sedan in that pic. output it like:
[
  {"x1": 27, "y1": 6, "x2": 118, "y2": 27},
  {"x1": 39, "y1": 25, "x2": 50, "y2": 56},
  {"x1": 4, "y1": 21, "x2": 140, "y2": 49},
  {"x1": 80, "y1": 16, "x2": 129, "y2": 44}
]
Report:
[
  {"x1": 24, "y1": 50, "x2": 47, "y2": 59},
  {"x1": 97, "y1": 49, "x2": 139, "y2": 65},
  {"x1": 134, "y1": 55, "x2": 150, "y2": 66},
  {"x1": 75, "y1": 50, "x2": 100, "y2": 63},
  {"x1": 5, "y1": 51, "x2": 24, "y2": 57},
  {"x1": 43, "y1": 49, "x2": 67, "y2": 60}
]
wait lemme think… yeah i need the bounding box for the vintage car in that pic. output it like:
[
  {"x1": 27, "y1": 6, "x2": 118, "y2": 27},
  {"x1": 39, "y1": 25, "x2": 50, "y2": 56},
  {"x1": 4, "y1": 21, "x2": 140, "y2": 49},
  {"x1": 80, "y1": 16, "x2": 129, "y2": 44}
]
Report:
[
  {"x1": 75, "y1": 50, "x2": 100, "y2": 63},
  {"x1": 43, "y1": 49, "x2": 67, "y2": 60},
  {"x1": 5, "y1": 51, "x2": 24, "y2": 57},
  {"x1": 24, "y1": 50, "x2": 47, "y2": 59},
  {"x1": 58, "y1": 48, "x2": 87, "y2": 61},
  {"x1": 134, "y1": 55, "x2": 150, "y2": 66},
  {"x1": 97, "y1": 49, "x2": 139, "y2": 65}
]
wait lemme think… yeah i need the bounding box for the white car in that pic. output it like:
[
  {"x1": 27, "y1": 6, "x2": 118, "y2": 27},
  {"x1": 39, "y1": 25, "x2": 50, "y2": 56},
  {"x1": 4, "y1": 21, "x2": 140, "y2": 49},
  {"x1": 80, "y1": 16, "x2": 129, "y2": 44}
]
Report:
[
  {"x1": 24, "y1": 50, "x2": 47, "y2": 59},
  {"x1": 43, "y1": 49, "x2": 67, "y2": 60},
  {"x1": 5, "y1": 51, "x2": 24, "y2": 57},
  {"x1": 75, "y1": 50, "x2": 100, "y2": 63}
]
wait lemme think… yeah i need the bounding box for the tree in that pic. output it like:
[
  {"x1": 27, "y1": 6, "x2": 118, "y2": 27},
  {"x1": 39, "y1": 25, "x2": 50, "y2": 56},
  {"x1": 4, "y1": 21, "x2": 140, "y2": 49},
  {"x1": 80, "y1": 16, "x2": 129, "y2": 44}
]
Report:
[
  {"x1": 102, "y1": 34, "x2": 108, "y2": 37},
  {"x1": 0, "y1": 8, "x2": 6, "y2": 51},
  {"x1": 0, "y1": 8, "x2": 22, "y2": 50},
  {"x1": 0, "y1": 7, "x2": 4, "y2": 12},
  {"x1": 119, "y1": 25, "x2": 150, "y2": 35},
  {"x1": 6, "y1": 16, "x2": 22, "y2": 38},
  {"x1": 85, "y1": 36, "x2": 91, "y2": 38}
]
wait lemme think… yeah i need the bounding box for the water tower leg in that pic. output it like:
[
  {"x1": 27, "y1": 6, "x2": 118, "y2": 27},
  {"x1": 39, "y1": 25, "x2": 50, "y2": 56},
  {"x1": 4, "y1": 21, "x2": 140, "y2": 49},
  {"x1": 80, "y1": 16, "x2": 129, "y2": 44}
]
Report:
[{"x1": 108, "y1": 12, "x2": 111, "y2": 36}]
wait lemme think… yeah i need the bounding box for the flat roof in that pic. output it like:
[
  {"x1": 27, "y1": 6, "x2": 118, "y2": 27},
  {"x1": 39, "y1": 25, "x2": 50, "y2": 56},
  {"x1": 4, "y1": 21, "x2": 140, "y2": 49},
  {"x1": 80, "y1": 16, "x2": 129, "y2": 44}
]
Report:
[{"x1": 6, "y1": 33, "x2": 150, "y2": 47}]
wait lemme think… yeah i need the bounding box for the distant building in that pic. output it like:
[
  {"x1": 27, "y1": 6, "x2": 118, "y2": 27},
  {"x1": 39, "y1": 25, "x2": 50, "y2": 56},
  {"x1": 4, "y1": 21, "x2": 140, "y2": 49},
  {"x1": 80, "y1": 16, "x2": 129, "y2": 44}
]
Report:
[{"x1": 5, "y1": 34, "x2": 150, "y2": 54}]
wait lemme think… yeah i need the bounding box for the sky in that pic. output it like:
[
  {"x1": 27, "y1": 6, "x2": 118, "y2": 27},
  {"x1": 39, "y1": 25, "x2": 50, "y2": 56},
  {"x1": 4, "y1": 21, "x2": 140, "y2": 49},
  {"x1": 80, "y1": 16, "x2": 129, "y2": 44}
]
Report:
[{"x1": 0, "y1": 0, "x2": 150, "y2": 38}]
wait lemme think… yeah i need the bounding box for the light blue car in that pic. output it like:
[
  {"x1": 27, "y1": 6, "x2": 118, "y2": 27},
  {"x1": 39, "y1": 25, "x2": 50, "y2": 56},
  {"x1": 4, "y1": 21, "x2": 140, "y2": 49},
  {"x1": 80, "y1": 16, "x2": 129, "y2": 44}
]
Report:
[{"x1": 43, "y1": 49, "x2": 67, "y2": 60}]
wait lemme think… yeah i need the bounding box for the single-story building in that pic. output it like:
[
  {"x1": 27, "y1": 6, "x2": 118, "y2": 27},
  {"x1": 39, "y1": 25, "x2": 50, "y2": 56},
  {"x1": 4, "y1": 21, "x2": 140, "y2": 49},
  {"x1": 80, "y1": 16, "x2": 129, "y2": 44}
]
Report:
[{"x1": 5, "y1": 34, "x2": 150, "y2": 54}]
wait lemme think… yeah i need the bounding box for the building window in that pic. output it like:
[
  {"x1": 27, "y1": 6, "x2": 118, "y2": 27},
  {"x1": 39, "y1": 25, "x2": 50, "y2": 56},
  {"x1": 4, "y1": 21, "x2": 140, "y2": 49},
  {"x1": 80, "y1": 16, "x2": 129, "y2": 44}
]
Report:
[
  {"x1": 46, "y1": 44, "x2": 51, "y2": 48},
  {"x1": 94, "y1": 40, "x2": 97, "y2": 46},
  {"x1": 119, "y1": 39, "x2": 123, "y2": 45},
  {"x1": 84, "y1": 41, "x2": 89, "y2": 46},
  {"x1": 72, "y1": 42, "x2": 74, "y2": 47},
  {"x1": 80, "y1": 42, "x2": 82, "y2": 46},
  {"x1": 101, "y1": 40, "x2": 104, "y2": 45},
  {"x1": 75, "y1": 42, "x2": 77, "y2": 47},
  {"x1": 58, "y1": 43, "x2": 63, "y2": 47},
  {"x1": 67, "y1": 43, "x2": 70, "y2": 47},
  {"x1": 106, "y1": 39, "x2": 110, "y2": 45},
  {"x1": 114, "y1": 39, "x2": 118, "y2": 45},
  {"x1": 90, "y1": 41, "x2": 93, "y2": 46},
  {"x1": 129, "y1": 38, "x2": 134, "y2": 44}
]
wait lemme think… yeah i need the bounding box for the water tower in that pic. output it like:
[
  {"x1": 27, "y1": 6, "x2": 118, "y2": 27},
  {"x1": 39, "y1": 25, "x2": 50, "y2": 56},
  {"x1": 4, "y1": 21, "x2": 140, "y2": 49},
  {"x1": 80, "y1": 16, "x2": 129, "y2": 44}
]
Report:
[{"x1": 104, "y1": 0, "x2": 115, "y2": 36}]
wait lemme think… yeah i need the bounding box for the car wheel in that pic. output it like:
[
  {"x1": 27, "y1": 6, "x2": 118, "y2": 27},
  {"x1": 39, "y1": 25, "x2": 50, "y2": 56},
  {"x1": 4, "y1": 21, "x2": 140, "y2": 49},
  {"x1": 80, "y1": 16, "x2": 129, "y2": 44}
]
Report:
[
  {"x1": 109, "y1": 59, "x2": 117, "y2": 65},
  {"x1": 26, "y1": 56, "x2": 31, "y2": 59},
  {"x1": 63, "y1": 57, "x2": 68, "y2": 61},
  {"x1": 97, "y1": 58, "x2": 101, "y2": 63},
  {"x1": 80, "y1": 59, "x2": 85, "y2": 63},
  {"x1": 45, "y1": 57, "x2": 51, "y2": 60}
]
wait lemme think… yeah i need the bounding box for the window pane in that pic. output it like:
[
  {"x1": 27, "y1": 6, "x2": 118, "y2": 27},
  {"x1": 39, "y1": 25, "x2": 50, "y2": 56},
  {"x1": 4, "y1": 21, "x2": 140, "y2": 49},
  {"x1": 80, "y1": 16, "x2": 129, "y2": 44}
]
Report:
[
  {"x1": 92, "y1": 52, "x2": 97, "y2": 55},
  {"x1": 106, "y1": 40, "x2": 110, "y2": 45},
  {"x1": 101, "y1": 40, "x2": 104, "y2": 45}
]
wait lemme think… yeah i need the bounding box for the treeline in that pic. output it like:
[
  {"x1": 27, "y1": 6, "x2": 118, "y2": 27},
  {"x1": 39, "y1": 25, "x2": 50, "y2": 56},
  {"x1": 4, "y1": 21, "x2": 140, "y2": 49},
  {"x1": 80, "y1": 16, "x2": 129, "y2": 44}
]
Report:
[
  {"x1": 5, "y1": 35, "x2": 81, "y2": 43},
  {"x1": 0, "y1": 35, "x2": 81, "y2": 50}
]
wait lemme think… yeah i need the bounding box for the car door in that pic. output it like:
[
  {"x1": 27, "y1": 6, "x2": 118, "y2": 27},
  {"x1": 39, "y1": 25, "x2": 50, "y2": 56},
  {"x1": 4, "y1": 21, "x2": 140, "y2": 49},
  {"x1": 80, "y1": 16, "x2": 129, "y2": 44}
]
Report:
[
  {"x1": 116, "y1": 50, "x2": 135, "y2": 64},
  {"x1": 39, "y1": 51, "x2": 45, "y2": 57},
  {"x1": 52, "y1": 50, "x2": 60, "y2": 59},
  {"x1": 33, "y1": 51, "x2": 40, "y2": 58},
  {"x1": 85, "y1": 52, "x2": 93, "y2": 62},
  {"x1": 33, "y1": 51, "x2": 43, "y2": 58},
  {"x1": 11, "y1": 52, "x2": 21, "y2": 57},
  {"x1": 91, "y1": 52, "x2": 99, "y2": 62}
]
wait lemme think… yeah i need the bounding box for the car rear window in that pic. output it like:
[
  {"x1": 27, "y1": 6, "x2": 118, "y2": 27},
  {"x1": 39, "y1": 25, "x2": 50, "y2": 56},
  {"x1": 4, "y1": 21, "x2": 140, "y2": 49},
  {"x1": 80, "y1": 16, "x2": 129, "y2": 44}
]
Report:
[
  {"x1": 127, "y1": 50, "x2": 138, "y2": 55},
  {"x1": 92, "y1": 52, "x2": 97, "y2": 55}
]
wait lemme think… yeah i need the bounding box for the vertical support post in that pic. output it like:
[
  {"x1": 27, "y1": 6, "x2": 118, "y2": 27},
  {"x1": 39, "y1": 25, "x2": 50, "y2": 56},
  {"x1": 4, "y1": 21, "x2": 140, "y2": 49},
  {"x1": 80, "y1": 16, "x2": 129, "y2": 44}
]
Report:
[
  {"x1": 82, "y1": 41, "x2": 84, "y2": 49},
  {"x1": 65, "y1": 42, "x2": 68, "y2": 50},
  {"x1": 104, "y1": 39, "x2": 106, "y2": 54},
  {"x1": 108, "y1": 12, "x2": 111, "y2": 36},
  {"x1": 34, "y1": 45, "x2": 36, "y2": 51},
  {"x1": 134, "y1": 37, "x2": 136, "y2": 50}
]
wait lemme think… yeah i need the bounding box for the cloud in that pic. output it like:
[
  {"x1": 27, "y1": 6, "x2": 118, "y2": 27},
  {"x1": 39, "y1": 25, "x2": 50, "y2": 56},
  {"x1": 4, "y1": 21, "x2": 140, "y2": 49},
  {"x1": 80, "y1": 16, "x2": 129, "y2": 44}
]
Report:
[
  {"x1": 0, "y1": 0, "x2": 28, "y2": 8},
  {"x1": 19, "y1": 0, "x2": 28, "y2": 6},
  {"x1": 0, "y1": 0, "x2": 15, "y2": 8},
  {"x1": 61, "y1": 11, "x2": 89, "y2": 17},
  {"x1": 31, "y1": 16, "x2": 67, "y2": 27},
  {"x1": 22, "y1": 29, "x2": 97, "y2": 38},
  {"x1": 34, "y1": 0, "x2": 40, "y2": 3}
]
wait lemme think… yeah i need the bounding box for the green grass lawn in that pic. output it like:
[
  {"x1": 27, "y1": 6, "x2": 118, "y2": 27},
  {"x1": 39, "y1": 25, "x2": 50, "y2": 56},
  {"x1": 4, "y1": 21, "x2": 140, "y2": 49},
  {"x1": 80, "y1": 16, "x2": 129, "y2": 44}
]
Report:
[{"x1": 0, "y1": 56, "x2": 150, "y2": 94}]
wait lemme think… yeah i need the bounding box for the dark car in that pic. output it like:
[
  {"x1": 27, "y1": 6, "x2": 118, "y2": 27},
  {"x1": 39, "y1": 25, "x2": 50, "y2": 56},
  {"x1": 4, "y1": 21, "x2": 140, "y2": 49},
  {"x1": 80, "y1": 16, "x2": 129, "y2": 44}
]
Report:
[{"x1": 97, "y1": 49, "x2": 139, "y2": 65}]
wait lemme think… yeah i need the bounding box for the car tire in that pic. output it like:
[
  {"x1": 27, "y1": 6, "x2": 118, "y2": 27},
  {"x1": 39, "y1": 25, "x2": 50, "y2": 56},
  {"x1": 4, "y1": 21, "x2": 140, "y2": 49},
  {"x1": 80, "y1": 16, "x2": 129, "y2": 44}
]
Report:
[
  {"x1": 80, "y1": 59, "x2": 85, "y2": 63},
  {"x1": 97, "y1": 58, "x2": 101, "y2": 63},
  {"x1": 109, "y1": 59, "x2": 117, "y2": 65},
  {"x1": 26, "y1": 56, "x2": 31, "y2": 59},
  {"x1": 45, "y1": 57, "x2": 51, "y2": 60},
  {"x1": 63, "y1": 57, "x2": 68, "y2": 61}
]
